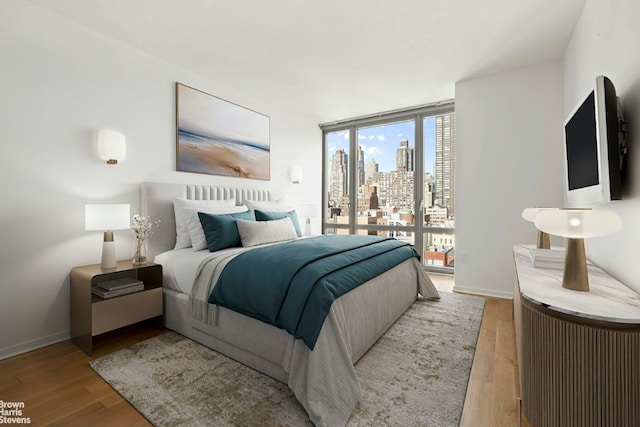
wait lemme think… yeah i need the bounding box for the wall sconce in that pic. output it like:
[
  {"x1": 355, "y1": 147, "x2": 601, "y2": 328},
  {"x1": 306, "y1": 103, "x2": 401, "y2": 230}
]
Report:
[
  {"x1": 85, "y1": 204, "x2": 131, "y2": 269},
  {"x1": 290, "y1": 165, "x2": 302, "y2": 184},
  {"x1": 98, "y1": 129, "x2": 126, "y2": 164},
  {"x1": 534, "y1": 209, "x2": 621, "y2": 291},
  {"x1": 521, "y1": 207, "x2": 557, "y2": 249}
]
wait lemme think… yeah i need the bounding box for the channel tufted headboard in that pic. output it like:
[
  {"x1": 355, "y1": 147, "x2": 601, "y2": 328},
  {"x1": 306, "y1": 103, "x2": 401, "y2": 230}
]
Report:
[{"x1": 141, "y1": 182, "x2": 274, "y2": 261}]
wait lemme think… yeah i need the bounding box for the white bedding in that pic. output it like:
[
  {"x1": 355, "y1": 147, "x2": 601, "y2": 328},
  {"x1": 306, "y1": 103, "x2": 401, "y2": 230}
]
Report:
[
  {"x1": 155, "y1": 248, "x2": 216, "y2": 294},
  {"x1": 155, "y1": 240, "x2": 295, "y2": 293}
]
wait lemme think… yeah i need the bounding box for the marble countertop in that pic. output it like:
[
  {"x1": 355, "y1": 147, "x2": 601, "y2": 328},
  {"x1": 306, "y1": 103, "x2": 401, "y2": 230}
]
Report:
[{"x1": 513, "y1": 245, "x2": 640, "y2": 324}]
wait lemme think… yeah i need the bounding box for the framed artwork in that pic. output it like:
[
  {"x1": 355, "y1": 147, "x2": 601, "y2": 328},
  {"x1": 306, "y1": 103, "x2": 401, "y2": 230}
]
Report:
[{"x1": 176, "y1": 83, "x2": 270, "y2": 180}]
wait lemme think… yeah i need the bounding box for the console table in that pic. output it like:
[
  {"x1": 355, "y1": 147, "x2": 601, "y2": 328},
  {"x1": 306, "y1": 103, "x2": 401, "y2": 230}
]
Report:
[{"x1": 513, "y1": 245, "x2": 640, "y2": 427}]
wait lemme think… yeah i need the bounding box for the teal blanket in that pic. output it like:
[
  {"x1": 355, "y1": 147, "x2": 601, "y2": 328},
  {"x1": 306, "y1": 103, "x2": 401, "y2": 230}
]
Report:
[{"x1": 209, "y1": 235, "x2": 420, "y2": 349}]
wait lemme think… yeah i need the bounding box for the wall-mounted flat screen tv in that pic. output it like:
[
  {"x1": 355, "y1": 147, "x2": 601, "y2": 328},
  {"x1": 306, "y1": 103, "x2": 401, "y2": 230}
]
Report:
[{"x1": 564, "y1": 75, "x2": 623, "y2": 205}]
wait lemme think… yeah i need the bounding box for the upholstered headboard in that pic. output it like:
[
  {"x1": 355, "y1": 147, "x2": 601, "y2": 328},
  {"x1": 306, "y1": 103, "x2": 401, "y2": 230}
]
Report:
[{"x1": 141, "y1": 182, "x2": 273, "y2": 261}]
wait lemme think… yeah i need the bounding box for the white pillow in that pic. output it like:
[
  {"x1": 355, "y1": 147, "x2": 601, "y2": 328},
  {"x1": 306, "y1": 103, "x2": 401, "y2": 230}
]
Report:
[
  {"x1": 173, "y1": 197, "x2": 236, "y2": 249},
  {"x1": 182, "y1": 205, "x2": 249, "y2": 251},
  {"x1": 244, "y1": 199, "x2": 290, "y2": 212},
  {"x1": 236, "y1": 217, "x2": 298, "y2": 247}
]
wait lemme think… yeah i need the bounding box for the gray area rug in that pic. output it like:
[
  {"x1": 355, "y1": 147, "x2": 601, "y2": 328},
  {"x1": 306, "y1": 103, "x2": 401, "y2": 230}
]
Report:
[{"x1": 91, "y1": 292, "x2": 484, "y2": 426}]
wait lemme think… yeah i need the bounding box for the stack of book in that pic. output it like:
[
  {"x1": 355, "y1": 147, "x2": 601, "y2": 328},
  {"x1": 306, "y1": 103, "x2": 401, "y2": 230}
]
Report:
[
  {"x1": 526, "y1": 248, "x2": 565, "y2": 269},
  {"x1": 92, "y1": 277, "x2": 144, "y2": 298}
]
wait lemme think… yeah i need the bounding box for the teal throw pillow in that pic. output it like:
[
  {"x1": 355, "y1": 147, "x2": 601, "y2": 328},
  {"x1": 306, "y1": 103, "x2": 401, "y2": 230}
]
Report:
[{"x1": 198, "y1": 210, "x2": 256, "y2": 251}]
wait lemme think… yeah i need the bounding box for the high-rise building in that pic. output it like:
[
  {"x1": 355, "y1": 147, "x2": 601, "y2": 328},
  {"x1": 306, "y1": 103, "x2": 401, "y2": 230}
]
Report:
[
  {"x1": 369, "y1": 186, "x2": 379, "y2": 210},
  {"x1": 329, "y1": 149, "x2": 348, "y2": 212},
  {"x1": 423, "y1": 172, "x2": 434, "y2": 210},
  {"x1": 365, "y1": 158, "x2": 379, "y2": 184},
  {"x1": 434, "y1": 114, "x2": 455, "y2": 216},
  {"x1": 357, "y1": 145, "x2": 365, "y2": 188},
  {"x1": 396, "y1": 139, "x2": 414, "y2": 172},
  {"x1": 374, "y1": 170, "x2": 414, "y2": 213},
  {"x1": 356, "y1": 184, "x2": 379, "y2": 213}
]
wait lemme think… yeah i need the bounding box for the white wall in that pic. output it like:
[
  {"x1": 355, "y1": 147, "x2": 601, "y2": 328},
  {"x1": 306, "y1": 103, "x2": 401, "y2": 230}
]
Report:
[
  {"x1": 0, "y1": 1, "x2": 322, "y2": 358},
  {"x1": 454, "y1": 62, "x2": 565, "y2": 297},
  {"x1": 563, "y1": 0, "x2": 640, "y2": 294}
]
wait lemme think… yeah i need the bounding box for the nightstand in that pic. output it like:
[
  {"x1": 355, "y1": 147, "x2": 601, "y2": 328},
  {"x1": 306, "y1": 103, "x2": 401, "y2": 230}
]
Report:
[{"x1": 70, "y1": 260, "x2": 163, "y2": 355}]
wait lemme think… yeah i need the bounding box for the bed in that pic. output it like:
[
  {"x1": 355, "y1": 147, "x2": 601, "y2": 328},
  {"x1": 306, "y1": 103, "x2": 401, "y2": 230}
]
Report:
[{"x1": 141, "y1": 182, "x2": 440, "y2": 426}]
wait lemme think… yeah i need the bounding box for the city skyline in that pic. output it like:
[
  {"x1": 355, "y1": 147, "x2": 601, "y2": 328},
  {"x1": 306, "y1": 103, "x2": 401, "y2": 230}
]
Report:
[
  {"x1": 326, "y1": 118, "x2": 436, "y2": 175},
  {"x1": 325, "y1": 112, "x2": 456, "y2": 267}
]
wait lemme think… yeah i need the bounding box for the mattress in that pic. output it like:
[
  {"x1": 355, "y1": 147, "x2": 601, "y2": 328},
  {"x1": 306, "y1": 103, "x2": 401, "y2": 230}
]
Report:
[{"x1": 155, "y1": 248, "x2": 216, "y2": 294}]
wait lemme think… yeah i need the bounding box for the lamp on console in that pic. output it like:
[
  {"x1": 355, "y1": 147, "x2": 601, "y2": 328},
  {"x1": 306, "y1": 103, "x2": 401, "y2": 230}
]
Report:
[
  {"x1": 534, "y1": 209, "x2": 621, "y2": 291},
  {"x1": 521, "y1": 207, "x2": 557, "y2": 249},
  {"x1": 85, "y1": 204, "x2": 131, "y2": 269}
]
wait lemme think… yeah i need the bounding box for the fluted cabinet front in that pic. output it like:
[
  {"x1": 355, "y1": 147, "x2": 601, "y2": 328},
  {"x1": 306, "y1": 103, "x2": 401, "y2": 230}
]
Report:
[
  {"x1": 520, "y1": 298, "x2": 640, "y2": 427},
  {"x1": 513, "y1": 245, "x2": 640, "y2": 427}
]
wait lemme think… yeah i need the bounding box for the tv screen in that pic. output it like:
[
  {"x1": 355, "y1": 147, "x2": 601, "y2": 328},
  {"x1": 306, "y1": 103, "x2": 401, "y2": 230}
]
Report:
[
  {"x1": 563, "y1": 75, "x2": 622, "y2": 205},
  {"x1": 565, "y1": 91, "x2": 599, "y2": 191}
]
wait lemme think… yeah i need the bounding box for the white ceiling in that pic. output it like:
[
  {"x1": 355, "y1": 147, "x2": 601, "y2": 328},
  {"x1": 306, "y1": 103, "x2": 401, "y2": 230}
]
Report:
[{"x1": 27, "y1": 0, "x2": 586, "y2": 122}]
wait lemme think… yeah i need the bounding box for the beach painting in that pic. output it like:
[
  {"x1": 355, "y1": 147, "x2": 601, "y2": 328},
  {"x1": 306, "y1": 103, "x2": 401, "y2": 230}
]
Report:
[{"x1": 176, "y1": 83, "x2": 270, "y2": 180}]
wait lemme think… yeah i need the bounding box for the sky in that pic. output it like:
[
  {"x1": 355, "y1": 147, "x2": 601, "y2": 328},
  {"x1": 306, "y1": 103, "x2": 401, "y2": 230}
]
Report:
[
  {"x1": 178, "y1": 84, "x2": 269, "y2": 148},
  {"x1": 326, "y1": 117, "x2": 436, "y2": 175}
]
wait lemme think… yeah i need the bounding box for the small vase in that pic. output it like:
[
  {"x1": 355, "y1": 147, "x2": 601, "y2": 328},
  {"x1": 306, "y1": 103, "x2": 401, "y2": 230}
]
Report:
[{"x1": 132, "y1": 239, "x2": 147, "y2": 265}]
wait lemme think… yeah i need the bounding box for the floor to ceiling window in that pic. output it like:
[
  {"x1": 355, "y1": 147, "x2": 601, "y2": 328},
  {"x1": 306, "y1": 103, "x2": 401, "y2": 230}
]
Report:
[{"x1": 321, "y1": 101, "x2": 455, "y2": 274}]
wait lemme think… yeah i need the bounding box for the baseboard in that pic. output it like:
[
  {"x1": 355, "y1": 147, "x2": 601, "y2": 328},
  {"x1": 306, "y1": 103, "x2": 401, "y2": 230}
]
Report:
[
  {"x1": 453, "y1": 285, "x2": 513, "y2": 299},
  {"x1": 0, "y1": 329, "x2": 70, "y2": 360}
]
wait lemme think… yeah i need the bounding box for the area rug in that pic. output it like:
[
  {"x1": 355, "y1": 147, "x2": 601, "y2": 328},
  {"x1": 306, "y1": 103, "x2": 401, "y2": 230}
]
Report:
[{"x1": 90, "y1": 292, "x2": 484, "y2": 426}]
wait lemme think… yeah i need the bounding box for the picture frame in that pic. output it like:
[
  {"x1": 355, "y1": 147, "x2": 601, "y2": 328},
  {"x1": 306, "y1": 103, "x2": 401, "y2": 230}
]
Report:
[{"x1": 176, "y1": 83, "x2": 270, "y2": 180}]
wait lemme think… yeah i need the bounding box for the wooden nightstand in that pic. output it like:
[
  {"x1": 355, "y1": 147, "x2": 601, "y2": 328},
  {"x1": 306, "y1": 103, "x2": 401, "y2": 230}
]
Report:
[{"x1": 70, "y1": 260, "x2": 163, "y2": 355}]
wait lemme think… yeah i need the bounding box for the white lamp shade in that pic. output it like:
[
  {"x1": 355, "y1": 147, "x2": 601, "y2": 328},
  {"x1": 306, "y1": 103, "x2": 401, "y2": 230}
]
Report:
[
  {"x1": 98, "y1": 129, "x2": 126, "y2": 163},
  {"x1": 534, "y1": 209, "x2": 622, "y2": 239},
  {"x1": 85, "y1": 204, "x2": 130, "y2": 231},
  {"x1": 290, "y1": 165, "x2": 302, "y2": 183},
  {"x1": 296, "y1": 204, "x2": 321, "y2": 220},
  {"x1": 522, "y1": 207, "x2": 557, "y2": 222}
]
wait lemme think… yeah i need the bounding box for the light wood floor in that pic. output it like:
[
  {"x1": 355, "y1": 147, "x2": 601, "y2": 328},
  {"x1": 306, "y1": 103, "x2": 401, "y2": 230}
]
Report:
[
  {"x1": 0, "y1": 276, "x2": 525, "y2": 426},
  {"x1": 431, "y1": 274, "x2": 524, "y2": 427}
]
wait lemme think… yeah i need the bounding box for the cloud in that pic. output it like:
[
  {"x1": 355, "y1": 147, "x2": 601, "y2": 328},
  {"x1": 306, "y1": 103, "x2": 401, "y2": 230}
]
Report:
[
  {"x1": 361, "y1": 145, "x2": 383, "y2": 158},
  {"x1": 377, "y1": 135, "x2": 386, "y2": 141}
]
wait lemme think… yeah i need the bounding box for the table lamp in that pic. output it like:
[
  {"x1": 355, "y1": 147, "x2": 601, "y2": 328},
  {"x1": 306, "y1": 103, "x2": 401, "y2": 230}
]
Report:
[
  {"x1": 85, "y1": 204, "x2": 130, "y2": 269},
  {"x1": 534, "y1": 209, "x2": 621, "y2": 291},
  {"x1": 296, "y1": 204, "x2": 321, "y2": 236},
  {"x1": 521, "y1": 208, "x2": 557, "y2": 249}
]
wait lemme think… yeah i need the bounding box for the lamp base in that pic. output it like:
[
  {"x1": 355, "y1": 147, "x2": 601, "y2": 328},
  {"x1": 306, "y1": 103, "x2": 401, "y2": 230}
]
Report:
[
  {"x1": 101, "y1": 238, "x2": 117, "y2": 269},
  {"x1": 537, "y1": 230, "x2": 550, "y2": 249},
  {"x1": 562, "y1": 238, "x2": 589, "y2": 291}
]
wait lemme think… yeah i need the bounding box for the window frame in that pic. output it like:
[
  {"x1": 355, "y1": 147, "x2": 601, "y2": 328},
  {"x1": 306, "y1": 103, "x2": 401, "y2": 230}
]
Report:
[{"x1": 320, "y1": 100, "x2": 455, "y2": 274}]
